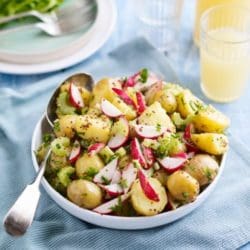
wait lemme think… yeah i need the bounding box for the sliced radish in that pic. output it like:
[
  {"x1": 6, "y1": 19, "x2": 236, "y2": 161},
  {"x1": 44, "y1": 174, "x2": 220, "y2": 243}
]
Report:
[
  {"x1": 138, "y1": 169, "x2": 159, "y2": 202},
  {"x1": 166, "y1": 192, "x2": 179, "y2": 211},
  {"x1": 134, "y1": 71, "x2": 160, "y2": 91},
  {"x1": 131, "y1": 138, "x2": 147, "y2": 168},
  {"x1": 136, "y1": 92, "x2": 146, "y2": 114},
  {"x1": 69, "y1": 83, "x2": 84, "y2": 108},
  {"x1": 112, "y1": 88, "x2": 136, "y2": 108},
  {"x1": 93, "y1": 193, "x2": 130, "y2": 214},
  {"x1": 108, "y1": 117, "x2": 129, "y2": 149},
  {"x1": 101, "y1": 99, "x2": 123, "y2": 118},
  {"x1": 157, "y1": 153, "x2": 188, "y2": 173},
  {"x1": 121, "y1": 163, "x2": 138, "y2": 193},
  {"x1": 93, "y1": 158, "x2": 118, "y2": 184},
  {"x1": 69, "y1": 140, "x2": 81, "y2": 164},
  {"x1": 183, "y1": 124, "x2": 199, "y2": 152},
  {"x1": 187, "y1": 151, "x2": 195, "y2": 159},
  {"x1": 142, "y1": 146, "x2": 155, "y2": 168},
  {"x1": 88, "y1": 143, "x2": 105, "y2": 156},
  {"x1": 99, "y1": 183, "x2": 123, "y2": 197},
  {"x1": 111, "y1": 169, "x2": 121, "y2": 184},
  {"x1": 135, "y1": 124, "x2": 166, "y2": 139},
  {"x1": 122, "y1": 73, "x2": 139, "y2": 88}
]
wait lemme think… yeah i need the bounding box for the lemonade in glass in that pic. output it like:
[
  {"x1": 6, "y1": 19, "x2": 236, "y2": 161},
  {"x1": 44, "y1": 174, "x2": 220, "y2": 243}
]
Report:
[{"x1": 200, "y1": 5, "x2": 250, "y2": 102}]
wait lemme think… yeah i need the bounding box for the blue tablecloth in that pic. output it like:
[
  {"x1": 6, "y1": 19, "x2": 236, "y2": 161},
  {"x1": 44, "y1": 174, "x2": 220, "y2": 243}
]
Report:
[{"x1": 0, "y1": 1, "x2": 250, "y2": 249}]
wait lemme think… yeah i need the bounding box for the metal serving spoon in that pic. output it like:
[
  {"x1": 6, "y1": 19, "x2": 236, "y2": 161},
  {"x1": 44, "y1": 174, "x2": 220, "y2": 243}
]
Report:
[
  {"x1": 3, "y1": 117, "x2": 52, "y2": 236},
  {"x1": 46, "y1": 73, "x2": 94, "y2": 127},
  {"x1": 3, "y1": 73, "x2": 94, "y2": 236}
]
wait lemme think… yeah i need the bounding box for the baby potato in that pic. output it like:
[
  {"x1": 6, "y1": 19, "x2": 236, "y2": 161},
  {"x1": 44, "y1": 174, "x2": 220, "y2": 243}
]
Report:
[
  {"x1": 153, "y1": 169, "x2": 169, "y2": 186},
  {"x1": 191, "y1": 133, "x2": 229, "y2": 155},
  {"x1": 131, "y1": 178, "x2": 167, "y2": 216},
  {"x1": 192, "y1": 105, "x2": 230, "y2": 133},
  {"x1": 176, "y1": 89, "x2": 204, "y2": 118},
  {"x1": 184, "y1": 154, "x2": 219, "y2": 186},
  {"x1": 138, "y1": 102, "x2": 176, "y2": 132},
  {"x1": 67, "y1": 180, "x2": 102, "y2": 209},
  {"x1": 54, "y1": 115, "x2": 77, "y2": 138},
  {"x1": 167, "y1": 170, "x2": 200, "y2": 203},
  {"x1": 90, "y1": 78, "x2": 121, "y2": 106},
  {"x1": 76, "y1": 153, "x2": 104, "y2": 179},
  {"x1": 151, "y1": 90, "x2": 177, "y2": 114},
  {"x1": 112, "y1": 97, "x2": 137, "y2": 120},
  {"x1": 75, "y1": 114, "x2": 112, "y2": 143}
]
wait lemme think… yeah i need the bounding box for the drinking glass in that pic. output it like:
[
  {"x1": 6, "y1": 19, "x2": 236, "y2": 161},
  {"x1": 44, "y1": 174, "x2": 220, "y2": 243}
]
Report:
[
  {"x1": 135, "y1": 0, "x2": 183, "y2": 52},
  {"x1": 200, "y1": 5, "x2": 250, "y2": 102}
]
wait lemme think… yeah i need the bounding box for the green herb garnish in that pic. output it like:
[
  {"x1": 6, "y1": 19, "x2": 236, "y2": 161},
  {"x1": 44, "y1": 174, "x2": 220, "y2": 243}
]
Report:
[
  {"x1": 139, "y1": 68, "x2": 148, "y2": 83},
  {"x1": 119, "y1": 179, "x2": 128, "y2": 189},
  {"x1": 83, "y1": 167, "x2": 99, "y2": 181},
  {"x1": 156, "y1": 123, "x2": 161, "y2": 132},
  {"x1": 42, "y1": 133, "x2": 52, "y2": 145},
  {"x1": 110, "y1": 197, "x2": 123, "y2": 213},
  {"x1": 101, "y1": 176, "x2": 110, "y2": 185}
]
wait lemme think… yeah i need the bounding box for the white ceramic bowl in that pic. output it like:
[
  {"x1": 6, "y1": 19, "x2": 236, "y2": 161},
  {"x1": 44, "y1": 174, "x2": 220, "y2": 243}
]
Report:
[{"x1": 31, "y1": 116, "x2": 227, "y2": 230}]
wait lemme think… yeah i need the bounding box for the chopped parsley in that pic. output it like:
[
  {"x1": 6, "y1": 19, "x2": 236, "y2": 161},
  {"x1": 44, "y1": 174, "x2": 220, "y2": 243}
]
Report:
[
  {"x1": 139, "y1": 68, "x2": 148, "y2": 83},
  {"x1": 56, "y1": 143, "x2": 61, "y2": 149},
  {"x1": 101, "y1": 176, "x2": 110, "y2": 185},
  {"x1": 110, "y1": 197, "x2": 123, "y2": 214},
  {"x1": 156, "y1": 123, "x2": 161, "y2": 132},
  {"x1": 83, "y1": 167, "x2": 99, "y2": 181},
  {"x1": 182, "y1": 192, "x2": 189, "y2": 199},
  {"x1": 54, "y1": 120, "x2": 60, "y2": 132},
  {"x1": 42, "y1": 133, "x2": 52, "y2": 145},
  {"x1": 204, "y1": 167, "x2": 212, "y2": 181},
  {"x1": 119, "y1": 179, "x2": 128, "y2": 189}
]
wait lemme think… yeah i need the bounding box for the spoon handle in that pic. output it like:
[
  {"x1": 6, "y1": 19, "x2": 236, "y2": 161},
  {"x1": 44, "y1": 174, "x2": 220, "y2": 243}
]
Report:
[{"x1": 3, "y1": 149, "x2": 51, "y2": 236}]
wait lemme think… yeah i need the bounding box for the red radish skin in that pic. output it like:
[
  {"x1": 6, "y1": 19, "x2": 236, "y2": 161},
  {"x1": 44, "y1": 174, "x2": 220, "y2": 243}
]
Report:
[
  {"x1": 108, "y1": 117, "x2": 129, "y2": 150},
  {"x1": 121, "y1": 163, "x2": 138, "y2": 193},
  {"x1": 134, "y1": 124, "x2": 166, "y2": 139},
  {"x1": 69, "y1": 83, "x2": 84, "y2": 108},
  {"x1": 99, "y1": 183, "x2": 123, "y2": 197},
  {"x1": 157, "y1": 154, "x2": 188, "y2": 174},
  {"x1": 69, "y1": 140, "x2": 81, "y2": 164},
  {"x1": 138, "y1": 169, "x2": 160, "y2": 202},
  {"x1": 130, "y1": 138, "x2": 147, "y2": 168},
  {"x1": 111, "y1": 169, "x2": 122, "y2": 184},
  {"x1": 101, "y1": 99, "x2": 123, "y2": 118},
  {"x1": 93, "y1": 193, "x2": 130, "y2": 214},
  {"x1": 183, "y1": 124, "x2": 199, "y2": 152},
  {"x1": 88, "y1": 143, "x2": 105, "y2": 156},
  {"x1": 142, "y1": 146, "x2": 155, "y2": 168},
  {"x1": 112, "y1": 88, "x2": 136, "y2": 108},
  {"x1": 93, "y1": 158, "x2": 118, "y2": 184},
  {"x1": 122, "y1": 73, "x2": 139, "y2": 88},
  {"x1": 136, "y1": 92, "x2": 146, "y2": 114}
]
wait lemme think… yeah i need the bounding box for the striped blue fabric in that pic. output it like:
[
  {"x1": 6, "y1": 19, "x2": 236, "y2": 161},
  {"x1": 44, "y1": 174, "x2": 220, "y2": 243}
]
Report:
[{"x1": 0, "y1": 38, "x2": 250, "y2": 249}]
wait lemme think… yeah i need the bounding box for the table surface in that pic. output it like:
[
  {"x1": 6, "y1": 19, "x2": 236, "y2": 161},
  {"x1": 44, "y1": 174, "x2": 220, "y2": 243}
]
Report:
[{"x1": 0, "y1": 0, "x2": 249, "y2": 249}]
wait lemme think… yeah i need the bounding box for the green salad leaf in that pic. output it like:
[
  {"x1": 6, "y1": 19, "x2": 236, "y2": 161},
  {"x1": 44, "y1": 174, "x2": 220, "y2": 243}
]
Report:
[{"x1": 0, "y1": 0, "x2": 64, "y2": 17}]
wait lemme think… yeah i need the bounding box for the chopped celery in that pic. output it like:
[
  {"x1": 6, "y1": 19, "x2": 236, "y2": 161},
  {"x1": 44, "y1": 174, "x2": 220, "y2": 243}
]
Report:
[
  {"x1": 57, "y1": 166, "x2": 75, "y2": 187},
  {"x1": 51, "y1": 137, "x2": 70, "y2": 157}
]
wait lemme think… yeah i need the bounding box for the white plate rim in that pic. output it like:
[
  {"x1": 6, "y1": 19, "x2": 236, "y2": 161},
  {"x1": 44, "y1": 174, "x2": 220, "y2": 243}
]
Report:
[
  {"x1": 0, "y1": 0, "x2": 117, "y2": 75},
  {"x1": 31, "y1": 115, "x2": 227, "y2": 230}
]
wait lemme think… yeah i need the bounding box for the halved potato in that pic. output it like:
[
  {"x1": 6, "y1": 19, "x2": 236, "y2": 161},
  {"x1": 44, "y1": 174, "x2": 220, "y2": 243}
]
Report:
[
  {"x1": 112, "y1": 97, "x2": 137, "y2": 120},
  {"x1": 90, "y1": 78, "x2": 121, "y2": 106},
  {"x1": 192, "y1": 105, "x2": 230, "y2": 133},
  {"x1": 176, "y1": 89, "x2": 204, "y2": 118},
  {"x1": 138, "y1": 102, "x2": 175, "y2": 132},
  {"x1": 75, "y1": 114, "x2": 112, "y2": 143},
  {"x1": 54, "y1": 115, "x2": 77, "y2": 138},
  {"x1": 131, "y1": 178, "x2": 167, "y2": 216},
  {"x1": 191, "y1": 133, "x2": 229, "y2": 155}
]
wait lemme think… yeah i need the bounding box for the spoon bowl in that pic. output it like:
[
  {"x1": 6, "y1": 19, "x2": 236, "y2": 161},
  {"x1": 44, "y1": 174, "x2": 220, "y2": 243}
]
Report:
[{"x1": 46, "y1": 73, "x2": 94, "y2": 127}]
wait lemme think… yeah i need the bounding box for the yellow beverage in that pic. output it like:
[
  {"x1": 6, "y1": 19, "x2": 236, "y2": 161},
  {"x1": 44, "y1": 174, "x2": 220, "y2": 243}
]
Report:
[
  {"x1": 194, "y1": 0, "x2": 250, "y2": 45},
  {"x1": 200, "y1": 28, "x2": 250, "y2": 102}
]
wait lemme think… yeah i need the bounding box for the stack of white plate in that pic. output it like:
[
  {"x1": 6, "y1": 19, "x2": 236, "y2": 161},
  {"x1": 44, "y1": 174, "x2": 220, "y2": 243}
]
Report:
[{"x1": 0, "y1": 0, "x2": 116, "y2": 75}]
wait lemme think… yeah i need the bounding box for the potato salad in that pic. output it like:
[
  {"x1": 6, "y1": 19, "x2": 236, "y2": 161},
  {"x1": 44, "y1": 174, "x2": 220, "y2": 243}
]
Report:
[{"x1": 36, "y1": 69, "x2": 230, "y2": 216}]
